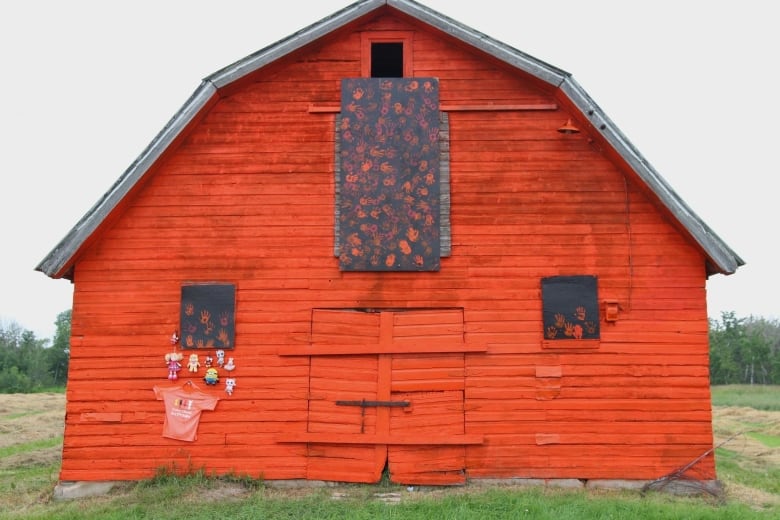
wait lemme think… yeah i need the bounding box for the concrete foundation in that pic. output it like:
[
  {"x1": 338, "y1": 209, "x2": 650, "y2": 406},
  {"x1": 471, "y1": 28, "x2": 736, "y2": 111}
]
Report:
[
  {"x1": 53, "y1": 481, "x2": 118, "y2": 500},
  {"x1": 53, "y1": 477, "x2": 723, "y2": 500}
]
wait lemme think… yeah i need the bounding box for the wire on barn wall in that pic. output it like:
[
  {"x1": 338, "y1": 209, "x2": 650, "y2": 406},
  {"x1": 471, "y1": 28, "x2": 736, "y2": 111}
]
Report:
[{"x1": 623, "y1": 176, "x2": 634, "y2": 312}]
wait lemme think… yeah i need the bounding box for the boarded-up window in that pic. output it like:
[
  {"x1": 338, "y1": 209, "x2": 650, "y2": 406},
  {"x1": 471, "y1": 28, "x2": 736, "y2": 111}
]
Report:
[
  {"x1": 336, "y1": 78, "x2": 442, "y2": 271},
  {"x1": 541, "y1": 275, "x2": 600, "y2": 340},
  {"x1": 180, "y1": 283, "x2": 235, "y2": 350}
]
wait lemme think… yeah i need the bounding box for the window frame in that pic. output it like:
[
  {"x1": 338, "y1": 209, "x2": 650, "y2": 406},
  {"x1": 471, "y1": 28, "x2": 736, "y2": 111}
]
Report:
[{"x1": 361, "y1": 31, "x2": 414, "y2": 77}]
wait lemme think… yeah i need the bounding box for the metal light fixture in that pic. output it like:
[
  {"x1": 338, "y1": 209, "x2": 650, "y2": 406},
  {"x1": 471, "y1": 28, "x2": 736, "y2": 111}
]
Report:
[{"x1": 557, "y1": 118, "x2": 580, "y2": 134}]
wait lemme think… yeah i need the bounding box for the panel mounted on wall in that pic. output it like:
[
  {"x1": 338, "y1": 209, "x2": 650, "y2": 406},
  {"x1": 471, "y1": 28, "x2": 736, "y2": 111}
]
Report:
[
  {"x1": 337, "y1": 78, "x2": 441, "y2": 271},
  {"x1": 180, "y1": 283, "x2": 235, "y2": 350},
  {"x1": 335, "y1": 112, "x2": 450, "y2": 260},
  {"x1": 541, "y1": 275, "x2": 600, "y2": 343}
]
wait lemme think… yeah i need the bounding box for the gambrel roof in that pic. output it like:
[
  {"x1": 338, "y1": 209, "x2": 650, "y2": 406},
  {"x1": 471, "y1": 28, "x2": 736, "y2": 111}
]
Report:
[{"x1": 36, "y1": 0, "x2": 743, "y2": 279}]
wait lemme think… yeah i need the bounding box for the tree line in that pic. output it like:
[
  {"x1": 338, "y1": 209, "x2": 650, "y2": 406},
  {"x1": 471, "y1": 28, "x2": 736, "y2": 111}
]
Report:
[
  {"x1": 0, "y1": 309, "x2": 778, "y2": 393},
  {"x1": 0, "y1": 310, "x2": 70, "y2": 393},
  {"x1": 709, "y1": 311, "x2": 780, "y2": 385}
]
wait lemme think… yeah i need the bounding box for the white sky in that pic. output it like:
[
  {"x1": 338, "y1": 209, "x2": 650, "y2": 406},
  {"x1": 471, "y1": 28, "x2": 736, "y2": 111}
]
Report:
[{"x1": 1, "y1": 1, "x2": 776, "y2": 340}]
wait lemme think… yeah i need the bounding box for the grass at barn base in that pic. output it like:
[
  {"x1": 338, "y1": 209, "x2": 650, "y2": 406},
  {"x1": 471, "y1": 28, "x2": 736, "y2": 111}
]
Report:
[{"x1": 1, "y1": 386, "x2": 778, "y2": 519}]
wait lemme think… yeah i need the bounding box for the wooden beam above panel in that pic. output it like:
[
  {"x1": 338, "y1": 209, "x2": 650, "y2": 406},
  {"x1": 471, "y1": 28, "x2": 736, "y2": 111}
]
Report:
[{"x1": 309, "y1": 103, "x2": 558, "y2": 113}]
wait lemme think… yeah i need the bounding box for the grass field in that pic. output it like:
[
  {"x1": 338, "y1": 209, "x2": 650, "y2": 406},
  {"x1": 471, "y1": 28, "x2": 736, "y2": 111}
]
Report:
[{"x1": 1, "y1": 386, "x2": 778, "y2": 519}]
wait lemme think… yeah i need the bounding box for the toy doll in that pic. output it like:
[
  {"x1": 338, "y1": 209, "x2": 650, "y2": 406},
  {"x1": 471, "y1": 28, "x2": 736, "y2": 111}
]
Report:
[{"x1": 165, "y1": 352, "x2": 183, "y2": 380}]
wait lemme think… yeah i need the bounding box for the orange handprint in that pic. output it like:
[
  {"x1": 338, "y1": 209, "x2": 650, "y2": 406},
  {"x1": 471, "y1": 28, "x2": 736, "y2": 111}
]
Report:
[
  {"x1": 564, "y1": 322, "x2": 575, "y2": 337},
  {"x1": 217, "y1": 329, "x2": 230, "y2": 348},
  {"x1": 573, "y1": 324, "x2": 583, "y2": 339},
  {"x1": 554, "y1": 313, "x2": 566, "y2": 328}
]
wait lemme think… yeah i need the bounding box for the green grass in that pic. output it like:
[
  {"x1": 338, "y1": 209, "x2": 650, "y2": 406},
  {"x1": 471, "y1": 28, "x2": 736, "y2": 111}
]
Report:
[
  {"x1": 746, "y1": 432, "x2": 780, "y2": 448},
  {"x1": 716, "y1": 447, "x2": 780, "y2": 495},
  {"x1": 0, "y1": 436, "x2": 62, "y2": 458},
  {"x1": 711, "y1": 385, "x2": 780, "y2": 410},
  {"x1": 6, "y1": 482, "x2": 775, "y2": 520},
  {"x1": 1, "y1": 409, "x2": 50, "y2": 420}
]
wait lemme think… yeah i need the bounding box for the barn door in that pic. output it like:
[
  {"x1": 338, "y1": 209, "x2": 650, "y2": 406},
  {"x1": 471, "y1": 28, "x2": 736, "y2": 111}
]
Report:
[
  {"x1": 284, "y1": 309, "x2": 484, "y2": 485},
  {"x1": 388, "y1": 389, "x2": 468, "y2": 484}
]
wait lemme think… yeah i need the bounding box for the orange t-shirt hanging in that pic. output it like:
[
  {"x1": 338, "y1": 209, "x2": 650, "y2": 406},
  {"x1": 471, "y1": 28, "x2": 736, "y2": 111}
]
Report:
[{"x1": 154, "y1": 383, "x2": 219, "y2": 441}]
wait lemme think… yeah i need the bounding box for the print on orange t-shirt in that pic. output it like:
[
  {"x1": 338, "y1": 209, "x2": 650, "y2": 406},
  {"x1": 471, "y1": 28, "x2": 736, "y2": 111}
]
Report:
[{"x1": 154, "y1": 383, "x2": 219, "y2": 442}]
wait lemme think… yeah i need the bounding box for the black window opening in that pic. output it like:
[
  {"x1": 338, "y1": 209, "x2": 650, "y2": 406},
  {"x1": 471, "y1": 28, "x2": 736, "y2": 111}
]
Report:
[
  {"x1": 371, "y1": 42, "x2": 404, "y2": 77},
  {"x1": 541, "y1": 275, "x2": 600, "y2": 340},
  {"x1": 179, "y1": 283, "x2": 236, "y2": 350}
]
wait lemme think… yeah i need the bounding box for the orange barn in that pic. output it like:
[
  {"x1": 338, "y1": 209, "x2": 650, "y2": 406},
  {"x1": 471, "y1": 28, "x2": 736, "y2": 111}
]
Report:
[{"x1": 38, "y1": 0, "x2": 743, "y2": 489}]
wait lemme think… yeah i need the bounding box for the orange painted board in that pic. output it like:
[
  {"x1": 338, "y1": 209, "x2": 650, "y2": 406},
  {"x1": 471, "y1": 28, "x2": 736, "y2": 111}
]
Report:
[{"x1": 278, "y1": 433, "x2": 483, "y2": 445}]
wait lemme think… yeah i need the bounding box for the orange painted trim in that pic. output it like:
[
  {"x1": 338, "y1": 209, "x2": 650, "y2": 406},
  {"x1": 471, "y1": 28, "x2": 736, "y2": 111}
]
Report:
[
  {"x1": 360, "y1": 31, "x2": 414, "y2": 77},
  {"x1": 278, "y1": 433, "x2": 483, "y2": 445},
  {"x1": 279, "y1": 343, "x2": 487, "y2": 356},
  {"x1": 541, "y1": 339, "x2": 600, "y2": 350},
  {"x1": 78, "y1": 413, "x2": 123, "y2": 423}
]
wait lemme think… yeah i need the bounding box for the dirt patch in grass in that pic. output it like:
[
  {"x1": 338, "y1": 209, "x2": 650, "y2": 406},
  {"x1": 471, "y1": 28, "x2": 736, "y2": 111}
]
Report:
[
  {"x1": 0, "y1": 393, "x2": 65, "y2": 450},
  {"x1": 713, "y1": 407, "x2": 780, "y2": 465},
  {"x1": 0, "y1": 393, "x2": 66, "y2": 515},
  {"x1": 712, "y1": 406, "x2": 780, "y2": 509},
  {"x1": 0, "y1": 393, "x2": 64, "y2": 472}
]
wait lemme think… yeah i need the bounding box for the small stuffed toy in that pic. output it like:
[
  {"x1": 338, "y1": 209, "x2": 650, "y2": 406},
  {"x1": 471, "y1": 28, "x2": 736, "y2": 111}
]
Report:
[
  {"x1": 204, "y1": 353, "x2": 213, "y2": 368},
  {"x1": 224, "y1": 358, "x2": 235, "y2": 372},
  {"x1": 225, "y1": 378, "x2": 236, "y2": 396},
  {"x1": 164, "y1": 352, "x2": 183, "y2": 380},
  {"x1": 204, "y1": 367, "x2": 219, "y2": 385},
  {"x1": 187, "y1": 353, "x2": 200, "y2": 373},
  {"x1": 216, "y1": 349, "x2": 226, "y2": 368}
]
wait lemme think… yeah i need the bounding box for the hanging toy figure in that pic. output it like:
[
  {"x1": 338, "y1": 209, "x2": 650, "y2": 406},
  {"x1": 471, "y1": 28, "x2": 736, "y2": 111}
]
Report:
[
  {"x1": 204, "y1": 367, "x2": 219, "y2": 385},
  {"x1": 225, "y1": 378, "x2": 236, "y2": 396},
  {"x1": 216, "y1": 349, "x2": 226, "y2": 368},
  {"x1": 164, "y1": 330, "x2": 183, "y2": 380},
  {"x1": 165, "y1": 351, "x2": 183, "y2": 380},
  {"x1": 224, "y1": 357, "x2": 235, "y2": 372},
  {"x1": 204, "y1": 353, "x2": 213, "y2": 369},
  {"x1": 187, "y1": 353, "x2": 200, "y2": 373}
]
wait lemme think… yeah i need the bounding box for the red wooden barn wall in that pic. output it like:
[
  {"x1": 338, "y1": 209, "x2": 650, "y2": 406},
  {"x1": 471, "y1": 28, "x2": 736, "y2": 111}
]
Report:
[{"x1": 61, "y1": 11, "x2": 715, "y2": 483}]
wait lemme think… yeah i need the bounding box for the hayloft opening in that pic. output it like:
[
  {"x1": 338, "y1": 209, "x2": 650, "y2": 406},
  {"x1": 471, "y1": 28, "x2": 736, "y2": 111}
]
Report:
[
  {"x1": 361, "y1": 32, "x2": 412, "y2": 78},
  {"x1": 371, "y1": 42, "x2": 404, "y2": 77}
]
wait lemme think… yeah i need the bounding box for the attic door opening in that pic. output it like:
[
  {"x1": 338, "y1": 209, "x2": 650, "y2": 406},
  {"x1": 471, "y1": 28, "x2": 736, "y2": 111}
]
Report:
[
  {"x1": 371, "y1": 43, "x2": 403, "y2": 77},
  {"x1": 361, "y1": 32, "x2": 413, "y2": 78}
]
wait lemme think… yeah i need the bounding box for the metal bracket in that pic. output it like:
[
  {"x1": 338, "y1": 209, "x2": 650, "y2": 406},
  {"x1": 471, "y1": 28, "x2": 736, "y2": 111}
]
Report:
[
  {"x1": 336, "y1": 399, "x2": 410, "y2": 407},
  {"x1": 335, "y1": 398, "x2": 410, "y2": 433}
]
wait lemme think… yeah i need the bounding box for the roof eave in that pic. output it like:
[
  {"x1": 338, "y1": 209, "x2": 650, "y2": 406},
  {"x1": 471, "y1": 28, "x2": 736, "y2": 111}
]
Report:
[
  {"x1": 559, "y1": 77, "x2": 744, "y2": 275},
  {"x1": 208, "y1": 0, "x2": 570, "y2": 89},
  {"x1": 387, "y1": 0, "x2": 568, "y2": 85},
  {"x1": 35, "y1": 81, "x2": 219, "y2": 278},
  {"x1": 208, "y1": 0, "x2": 386, "y2": 87}
]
